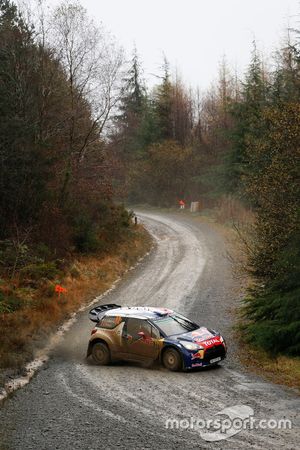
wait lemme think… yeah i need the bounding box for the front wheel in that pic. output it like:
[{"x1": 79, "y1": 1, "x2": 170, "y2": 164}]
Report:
[
  {"x1": 162, "y1": 348, "x2": 182, "y2": 371},
  {"x1": 91, "y1": 342, "x2": 111, "y2": 365}
]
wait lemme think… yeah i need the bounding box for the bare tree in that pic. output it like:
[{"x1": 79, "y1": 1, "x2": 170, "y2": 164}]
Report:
[
  {"x1": 30, "y1": 0, "x2": 125, "y2": 203},
  {"x1": 50, "y1": 1, "x2": 123, "y2": 153}
]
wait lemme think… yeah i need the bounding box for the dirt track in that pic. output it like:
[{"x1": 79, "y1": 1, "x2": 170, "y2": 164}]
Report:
[{"x1": 0, "y1": 211, "x2": 299, "y2": 449}]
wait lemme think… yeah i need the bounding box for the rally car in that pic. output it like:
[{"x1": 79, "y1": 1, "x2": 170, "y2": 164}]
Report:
[{"x1": 87, "y1": 304, "x2": 227, "y2": 371}]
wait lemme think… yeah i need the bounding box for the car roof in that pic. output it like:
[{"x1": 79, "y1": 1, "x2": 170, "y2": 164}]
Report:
[{"x1": 105, "y1": 306, "x2": 174, "y2": 320}]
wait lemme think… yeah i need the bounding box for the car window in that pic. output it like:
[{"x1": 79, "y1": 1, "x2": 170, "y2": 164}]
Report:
[
  {"x1": 99, "y1": 315, "x2": 123, "y2": 329},
  {"x1": 153, "y1": 314, "x2": 198, "y2": 336},
  {"x1": 151, "y1": 325, "x2": 161, "y2": 339},
  {"x1": 125, "y1": 318, "x2": 152, "y2": 339}
]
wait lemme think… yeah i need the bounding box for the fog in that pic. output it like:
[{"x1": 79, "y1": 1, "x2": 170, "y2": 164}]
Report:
[{"x1": 44, "y1": 0, "x2": 300, "y2": 88}]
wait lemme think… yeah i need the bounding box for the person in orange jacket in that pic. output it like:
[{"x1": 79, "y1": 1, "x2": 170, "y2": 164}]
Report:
[{"x1": 179, "y1": 200, "x2": 185, "y2": 210}]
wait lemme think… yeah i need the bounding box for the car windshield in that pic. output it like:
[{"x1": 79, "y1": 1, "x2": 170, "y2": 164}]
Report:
[{"x1": 153, "y1": 314, "x2": 198, "y2": 336}]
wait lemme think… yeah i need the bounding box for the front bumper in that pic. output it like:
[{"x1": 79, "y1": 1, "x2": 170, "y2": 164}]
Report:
[{"x1": 183, "y1": 343, "x2": 226, "y2": 369}]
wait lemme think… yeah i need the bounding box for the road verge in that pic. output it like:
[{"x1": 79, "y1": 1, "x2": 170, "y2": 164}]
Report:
[
  {"x1": 190, "y1": 207, "x2": 300, "y2": 391},
  {"x1": 0, "y1": 224, "x2": 152, "y2": 397}
]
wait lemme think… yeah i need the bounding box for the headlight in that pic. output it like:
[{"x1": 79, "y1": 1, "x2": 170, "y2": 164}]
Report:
[
  {"x1": 220, "y1": 336, "x2": 226, "y2": 348},
  {"x1": 180, "y1": 341, "x2": 203, "y2": 351}
]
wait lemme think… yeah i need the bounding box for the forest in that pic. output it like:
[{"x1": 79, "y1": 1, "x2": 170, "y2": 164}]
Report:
[
  {"x1": 110, "y1": 30, "x2": 300, "y2": 356},
  {"x1": 0, "y1": 0, "x2": 299, "y2": 359}
]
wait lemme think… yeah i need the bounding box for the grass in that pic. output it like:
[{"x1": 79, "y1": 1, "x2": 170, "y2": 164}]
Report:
[
  {"x1": 0, "y1": 225, "x2": 152, "y2": 374},
  {"x1": 237, "y1": 338, "x2": 300, "y2": 392}
]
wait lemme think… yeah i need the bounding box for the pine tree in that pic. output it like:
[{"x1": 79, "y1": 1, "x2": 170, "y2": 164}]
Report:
[
  {"x1": 115, "y1": 48, "x2": 148, "y2": 161},
  {"x1": 122, "y1": 48, "x2": 145, "y2": 116},
  {"x1": 154, "y1": 57, "x2": 174, "y2": 141},
  {"x1": 226, "y1": 42, "x2": 268, "y2": 195},
  {"x1": 243, "y1": 104, "x2": 300, "y2": 355},
  {"x1": 0, "y1": 0, "x2": 51, "y2": 237},
  {"x1": 272, "y1": 39, "x2": 300, "y2": 103}
]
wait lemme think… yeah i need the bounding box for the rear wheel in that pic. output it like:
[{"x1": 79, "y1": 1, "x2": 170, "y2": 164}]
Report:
[
  {"x1": 162, "y1": 348, "x2": 182, "y2": 371},
  {"x1": 91, "y1": 342, "x2": 110, "y2": 365}
]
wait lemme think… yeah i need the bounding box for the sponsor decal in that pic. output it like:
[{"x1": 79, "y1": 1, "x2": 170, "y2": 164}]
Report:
[
  {"x1": 191, "y1": 362, "x2": 203, "y2": 368},
  {"x1": 139, "y1": 336, "x2": 164, "y2": 348},
  {"x1": 191, "y1": 349, "x2": 204, "y2": 360},
  {"x1": 142, "y1": 336, "x2": 154, "y2": 345},
  {"x1": 201, "y1": 338, "x2": 220, "y2": 347},
  {"x1": 152, "y1": 338, "x2": 164, "y2": 350},
  {"x1": 194, "y1": 337, "x2": 221, "y2": 348},
  {"x1": 191, "y1": 328, "x2": 213, "y2": 341}
]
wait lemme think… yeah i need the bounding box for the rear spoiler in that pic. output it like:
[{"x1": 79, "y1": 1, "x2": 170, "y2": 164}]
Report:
[{"x1": 89, "y1": 303, "x2": 121, "y2": 323}]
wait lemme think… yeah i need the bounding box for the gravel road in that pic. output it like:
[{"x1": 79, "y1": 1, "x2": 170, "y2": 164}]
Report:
[{"x1": 0, "y1": 211, "x2": 299, "y2": 450}]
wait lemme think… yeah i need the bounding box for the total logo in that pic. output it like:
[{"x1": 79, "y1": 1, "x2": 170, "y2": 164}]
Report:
[{"x1": 200, "y1": 338, "x2": 220, "y2": 347}]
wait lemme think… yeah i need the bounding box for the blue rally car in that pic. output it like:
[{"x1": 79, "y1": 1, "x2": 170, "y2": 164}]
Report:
[{"x1": 87, "y1": 304, "x2": 227, "y2": 371}]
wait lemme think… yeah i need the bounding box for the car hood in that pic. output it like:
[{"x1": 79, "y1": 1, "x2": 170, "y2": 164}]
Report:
[{"x1": 176, "y1": 327, "x2": 222, "y2": 348}]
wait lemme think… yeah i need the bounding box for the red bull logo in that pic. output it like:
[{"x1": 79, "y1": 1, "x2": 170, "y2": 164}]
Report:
[{"x1": 191, "y1": 349, "x2": 204, "y2": 360}]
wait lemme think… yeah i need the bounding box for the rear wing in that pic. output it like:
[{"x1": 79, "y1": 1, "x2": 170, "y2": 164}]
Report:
[{"x1": 89, "y1": 303, "x2": 121, "y2": 323}]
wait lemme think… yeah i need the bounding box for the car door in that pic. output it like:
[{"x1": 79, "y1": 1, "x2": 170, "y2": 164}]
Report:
[
  {"x1": 97, "y1": 315, "x2": 125, "y2": 355},
  {"x1": 122, "y1": 318, "x2": 161, "y2": 361}
]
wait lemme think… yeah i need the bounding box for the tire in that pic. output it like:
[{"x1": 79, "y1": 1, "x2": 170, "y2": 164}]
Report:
[
  {"x1": 162, "y1": 348, "x2": 182, "y2": 371},
  {"x1": 91, "y1": 342, "x2": 111, "y2": 365}
]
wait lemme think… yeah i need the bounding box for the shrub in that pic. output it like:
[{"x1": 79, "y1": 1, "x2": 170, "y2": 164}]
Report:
[
  {"x1": 0, "y1": 290, "x2": 25, "y2": 313},
  {"x1": 0, "y1": 291, "x2": 12, "y2": 313},
  {"x1": 0, "y1": 240, "x2": 31, "y2": 272},
  {"x1": 70, "y1": 202, "x2": 132, "y2": 254},
  {"x1": 20, "y1": 262, "x2": 61, "y2": 281},
  {"x1": 72, "y1": 214, "x2": 101, "y2": 253},
  {"x1": 243, "y1": 231, "x2": 300, "y2": 356},
  {"x1": 69, "y1": 264, "x2": 81, "y2": 278}
]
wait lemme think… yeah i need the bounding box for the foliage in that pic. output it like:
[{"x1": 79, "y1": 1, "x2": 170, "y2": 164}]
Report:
[
  {"x1": 243, "y1": 231, "x2": 300, "y2": 355},
  {"x1": 112, "y1": 55, "x2": 199, "y2": 204},
  {"x1": 112, "y1": 37, "x2": 300, "y2": 357},
  {"x1": 0, "y1": 0, "x2": 127, "y2": 251},
  {"x1": 129, "y1": 140, "x2": 196, "y2": 205},
  {"x1": 20, "y1": 262, "x2": 61, "y2": 281},
  {"x1": 0, "y1": 0, "x2": 134, "y2": 316},
  {"x1": 154, "y1": 58, "x2": 173, "y2": 141},
  {"x1": 241, "y1": 104, "x2": 300, "y2": 354},
  {"x1": 0, "y1": 0, "x2": 299, "y2": 359},
  {"x1": 244, "y1": 104, "x2": 300, "y2": 277},
  {"x1": 226, "y1": 44, "x2": 268, "y2": 194}
]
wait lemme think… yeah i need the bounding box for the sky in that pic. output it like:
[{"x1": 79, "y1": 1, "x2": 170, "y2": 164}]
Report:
[{"x1": 45, "y1": 0, "x2": 300, "y2": 90}]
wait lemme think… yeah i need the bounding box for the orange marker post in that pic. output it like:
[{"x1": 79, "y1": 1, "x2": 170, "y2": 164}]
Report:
[{"x1": 55, "y1": 284, "x2": 67, "y2": 298}]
